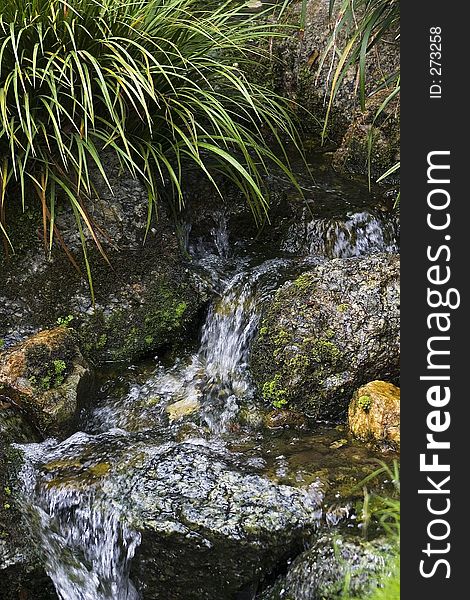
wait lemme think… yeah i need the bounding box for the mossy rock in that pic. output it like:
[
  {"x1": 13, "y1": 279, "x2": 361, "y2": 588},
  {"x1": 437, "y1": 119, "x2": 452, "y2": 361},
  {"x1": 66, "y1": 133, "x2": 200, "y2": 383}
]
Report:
[
  {"x1": 348, "y1": 380, "x2": 400, "y2": 447},
  {"x1": 260, "y1": 532, "x2": 396, "y2": 600},
  {"x1": 77, "y1": 266, "x2": 201, "y2": 364},
  {"x1": 0, "y1": 158, "x2": 204, "y2": 365},
  {"x1": 0, "y1": 328, "x2": 91, "y2": 438},
  {"x1": 251, "y1": 254, "x2": 399, "y2": 420}
]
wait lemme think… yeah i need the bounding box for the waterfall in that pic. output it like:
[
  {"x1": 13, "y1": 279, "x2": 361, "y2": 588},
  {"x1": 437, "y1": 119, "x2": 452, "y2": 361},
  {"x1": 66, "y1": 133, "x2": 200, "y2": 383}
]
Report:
[
  {"x1": 13, "y1": 195, "x2": 399, "y2": 600},
  {"x1": 17, "y1": 434, "x2": 141, "y2": 600}
]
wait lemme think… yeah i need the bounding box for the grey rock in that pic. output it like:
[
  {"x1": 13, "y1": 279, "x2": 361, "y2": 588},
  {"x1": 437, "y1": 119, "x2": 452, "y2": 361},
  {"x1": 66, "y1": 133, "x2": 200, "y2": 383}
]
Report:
[
  {"x1": 260, "y1": 532, "x2": 394, "y2": 600},
  {"x1": 34, "y1": 432, "x2": 323, "y2": 599},
  {"x1": 251, "y1": 254, "x2": 399, "y2": 419}
]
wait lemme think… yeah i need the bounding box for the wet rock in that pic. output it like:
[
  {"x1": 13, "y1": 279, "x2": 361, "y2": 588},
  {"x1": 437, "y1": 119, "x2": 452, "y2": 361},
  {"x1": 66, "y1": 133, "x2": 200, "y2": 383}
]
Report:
[
  {"x1": 263, "y1": 409, "x2": 307, "y2": 430},
  {"x1": 348, "y1": 381, "x2": 400, "y2": 446},
  {"x1": 32, "y1": 433, "x2": 323, "y2": 599},
  {"x1": 0, "y1": 328, "x2": 91, "y2": 438},
  {"x1": 332, "y1": 90, "x2": 400, "y2": 183},
  {"x1": 166, "y1": 396, "x2": 201, "y2": 422},
  {"x1": 0, "y1": 156, "x2": 203, "y2": 365},
  {"x1": 0, "y1": 439, "x2": 57, "y2": 599},
  {"x1": 260, "y1": 532, "x2": 394, "y2": 600},
  {"x1": 251, "y1": 254, "x2": 399, "y2": 420}
]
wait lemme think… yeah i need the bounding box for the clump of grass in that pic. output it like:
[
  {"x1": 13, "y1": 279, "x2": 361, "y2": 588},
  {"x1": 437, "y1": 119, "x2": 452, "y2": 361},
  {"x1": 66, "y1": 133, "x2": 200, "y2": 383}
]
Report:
[
  {"x1": 319, "y1": 0, "x2": 400, "y2": 195},
  {"x1": 345, "y1": 460, "x2": 400, "y2": 600},
  {"x1": 0, "y1": 0, "x2": 303, "y2": 297},
  {"x1": 320, "y1": 0, "x2": 400, "y2": 136}
]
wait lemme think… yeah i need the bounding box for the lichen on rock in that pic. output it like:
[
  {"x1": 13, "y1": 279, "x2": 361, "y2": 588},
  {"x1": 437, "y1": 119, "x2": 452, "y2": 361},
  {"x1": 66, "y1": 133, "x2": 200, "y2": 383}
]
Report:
[{"x1": 251, "y1": 254, "x2": 399, "y2": 420}]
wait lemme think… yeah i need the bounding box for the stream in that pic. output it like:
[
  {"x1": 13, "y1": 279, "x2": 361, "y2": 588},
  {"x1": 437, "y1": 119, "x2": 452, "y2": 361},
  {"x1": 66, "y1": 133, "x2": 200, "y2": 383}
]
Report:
[{"x1": 15, "y1": 163, "x2": 399, "y2": 600}]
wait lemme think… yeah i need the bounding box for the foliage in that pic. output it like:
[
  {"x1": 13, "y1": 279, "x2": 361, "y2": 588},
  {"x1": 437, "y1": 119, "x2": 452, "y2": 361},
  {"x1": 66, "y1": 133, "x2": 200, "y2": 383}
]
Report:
[
  {"x1": 0, "y1": 0, "x2": 302, "y2": 297},
  {"x1": 357, "y1": 394, "x2": 371, "y2": 412},
  {"x1": 358, "y1": 460, "x2": 400, "y2": 540},
  {"x1": 262, "y1": 373, "x2": 288, "y2": 408},
  {"x1": 321, "y1": 0, "x2": 399, "y2": 132},
  {"x1": 56, "y1": 314, "x2": 74, "y2": 328},
  {"x1": 342, "y1": 460, "x2": 400, "y2": 600}
]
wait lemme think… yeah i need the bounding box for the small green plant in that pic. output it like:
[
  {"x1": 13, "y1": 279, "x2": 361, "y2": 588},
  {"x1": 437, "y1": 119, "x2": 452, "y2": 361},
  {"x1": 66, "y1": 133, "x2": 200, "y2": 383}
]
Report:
[
  {"x1": 40, "y1": 375, "x2": 52, "y2": 390},
  {"x1": 340, "y1": 461, "x2": 400, "y2": 600},
  {"x1": 358, "y1": 395, "x2": 372, "y2": 412},
  {"x1": 29, "y1": 358, "x2": 68, "y2": 390},
  {"x1": 56, "y1": 315, "x2": 74, "y2": 328},
  {"x1": 357, "y1": 460, "x2": 400, "y2": 540},
  {"x1": 53, "y1": 360, "x2": 66, "y2": 375},
  {"x1": 52, "y1": 359, "x2": 67, "y2": 386},
  {"x1": 262, "y1": 374, "x2": 288, "y2": 408},
  {"x1": 0, "y1": 339, "x2": 5, "y2": 350}
]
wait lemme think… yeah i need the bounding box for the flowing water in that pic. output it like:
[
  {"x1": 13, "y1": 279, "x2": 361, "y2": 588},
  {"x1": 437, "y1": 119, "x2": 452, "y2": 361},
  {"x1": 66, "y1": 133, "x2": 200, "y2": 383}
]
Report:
[{"x1": 14, "y1": 165, "x2": 399, "y2": 600}]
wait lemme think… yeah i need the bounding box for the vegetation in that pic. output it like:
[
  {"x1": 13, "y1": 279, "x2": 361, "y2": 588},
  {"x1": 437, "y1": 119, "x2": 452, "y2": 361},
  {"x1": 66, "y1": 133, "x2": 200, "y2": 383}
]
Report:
[
  {"x1": 346, "y1": 461, "x2": 400, "y2": 600},
  {"x1": 322, "y1": 0, "x2": 400, "y2": 117},
  {"x1": 321, "y1": 0, "x2": 400, "y2": 188},
  {"x1": 0, "y1": 0, "x2": 302, "y2": 296}
]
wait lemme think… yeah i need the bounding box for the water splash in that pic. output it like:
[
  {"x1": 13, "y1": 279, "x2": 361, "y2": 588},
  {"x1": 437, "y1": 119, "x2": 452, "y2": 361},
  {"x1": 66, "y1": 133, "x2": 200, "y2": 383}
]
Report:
[
  {"x1": 18, "y1": 436, "x2": 141, "y2": 600},
  {"x1": 283, "y1": 210, "x2": 398, "y2": 258},
  {"x1": 88, "y1": 258, "x2": 295, "y2": 436}
]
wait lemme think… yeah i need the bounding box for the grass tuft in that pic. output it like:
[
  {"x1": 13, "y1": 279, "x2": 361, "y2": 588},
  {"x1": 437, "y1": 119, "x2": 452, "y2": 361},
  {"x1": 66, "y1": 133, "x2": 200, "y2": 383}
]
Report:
[{"x1": 0, "y1": 0, "x2": 303, "y2": 295}]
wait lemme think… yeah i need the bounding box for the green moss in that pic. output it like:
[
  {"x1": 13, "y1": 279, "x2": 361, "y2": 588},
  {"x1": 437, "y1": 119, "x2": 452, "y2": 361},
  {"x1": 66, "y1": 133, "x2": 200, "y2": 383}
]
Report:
[
  {"x1": 39, "y1": 374, "x2": 52, "y2": 390},
  {"x1": 288, "y1": 354, "x2": 310, "y2": 372},
  {"x1": 262, "y1": 374, "x2": 288, "y2": 408},
  {"x1": 293, "y1": 272, "x2": 315, "y2": 292},
  {"x1": 76, "y1": 274, "x2": 195, "y2": 364},
  {"x1": 96, "y1": 334, "x2": 107, "y2": 350},
  {"x1": 358, "y1": 395, "x2": 372, "y2": 412},
  {"x1": 27, "y1": 355, "x2": 70, "y2": 391},
  {"x1": 337, "y1": 303, "x2": 350, "y2": 313},
  {"x1": 307, "y1": 338, "x2": 341, "y2": 363}
]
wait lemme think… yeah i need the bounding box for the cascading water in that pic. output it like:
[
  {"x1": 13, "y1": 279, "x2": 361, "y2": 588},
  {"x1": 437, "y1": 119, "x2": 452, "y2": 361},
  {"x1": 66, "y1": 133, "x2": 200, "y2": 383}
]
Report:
[
  {"x1": 14, "y1": 169, "x2": 399, "y2": 600},
  {"x1": 282, "y1": 209, "x2": 399, "y2": 257},
  {"x1": 17, "y1": 434, "x2": 141, "y2": 600}
]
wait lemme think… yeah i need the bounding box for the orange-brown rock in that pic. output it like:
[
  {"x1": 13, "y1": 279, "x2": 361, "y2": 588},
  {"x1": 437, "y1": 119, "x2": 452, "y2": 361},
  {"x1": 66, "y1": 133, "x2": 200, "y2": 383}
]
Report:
[
  {"x1": 0, "y1": 328, "x2": 91, "y2": 438},
  {"x1": 348, "y1": 381, "x2": 400, "y2": 447}
]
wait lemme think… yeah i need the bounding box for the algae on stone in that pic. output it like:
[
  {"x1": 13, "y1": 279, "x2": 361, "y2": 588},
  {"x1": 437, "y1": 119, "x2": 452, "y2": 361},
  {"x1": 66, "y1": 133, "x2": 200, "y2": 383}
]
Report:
[{"x1": 251, "y1": 254, "x2": 399, "y2": 420}]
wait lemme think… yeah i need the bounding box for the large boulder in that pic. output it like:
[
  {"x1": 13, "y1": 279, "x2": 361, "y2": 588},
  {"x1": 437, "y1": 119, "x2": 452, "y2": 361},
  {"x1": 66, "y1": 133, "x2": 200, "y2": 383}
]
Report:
[
  {"x1": 29, "y1": 432, "x2": 323, "y2": 599},
  {"x1": 251, "y1": 254, "x2": 399, "y2": 420},
  {"x1": 260, "y1": 532, "x2": 395, "y2": 600},
  {"x1": 0, "y1": 156, "x2": 204, "y2": 365},
  {"x1": 0, "y1": 327, "x2": 91, "y2": 438},
  {"x1": 348, "y1": 381, "x2": 400, "y2": 447}
]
